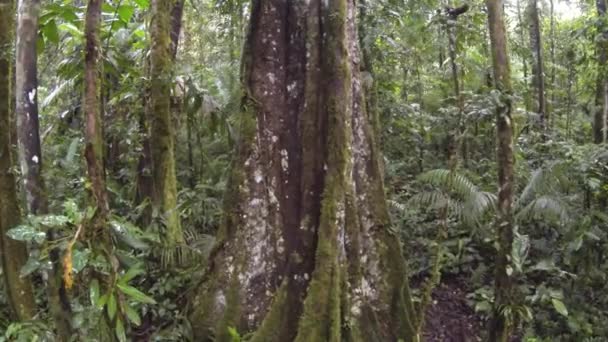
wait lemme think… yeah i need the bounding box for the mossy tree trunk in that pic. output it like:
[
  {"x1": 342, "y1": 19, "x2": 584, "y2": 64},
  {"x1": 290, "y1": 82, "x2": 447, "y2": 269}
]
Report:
[
  {"x1": 190, "y1": 1, "x2": 418, "y2": 341},
  {"x1": 16, "y1": 0, "x2": 72, "y2": 338},
  {"x1": 149, "y1": 0, "x2": 183, "y2": 245},
  {"x1": 0, "y1": 0, "x2": 36, "y2": 320},
  {"x1": 485, "y1": 0, "x2": 515, "y2": 340},
  {"x1": 527, "y1": 0, "x2": 547, "y2": 129},
  {"x1": 594, "y1": 0, "x2": 608, "y2": 144},
  {"x1": 84, "y1": 0, "x2": 109, "y2": 239}
]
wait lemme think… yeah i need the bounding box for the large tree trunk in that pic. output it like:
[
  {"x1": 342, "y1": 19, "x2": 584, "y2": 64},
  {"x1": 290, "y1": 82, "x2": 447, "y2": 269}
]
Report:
[
  {"x1": 594, "y1": 0, "x2": 608, "y2": 144},
  {"x1": 528, "y1": 0, "x2": 547, "y2": 129},
  {"x1": 486, "y1": 0, "x2": 515, "y2": 340},
  {"x1": 189, "y1": 1, "x2": 418, "y2": 341},
  {"x1": 148, "y1": 0, "x2": 183, "y2": 245},
  {"x1": 15, "y1": 0, "x2": 72, "y2": 338},
  {"x1": 0, "y1": 0, "x2": 36, "y2": 320}
]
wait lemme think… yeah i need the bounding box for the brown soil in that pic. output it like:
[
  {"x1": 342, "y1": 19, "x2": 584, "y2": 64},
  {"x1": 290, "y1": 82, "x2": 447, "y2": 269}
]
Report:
[{"x1": 422, "y1": 280, "x2": 484, "y2": 342}]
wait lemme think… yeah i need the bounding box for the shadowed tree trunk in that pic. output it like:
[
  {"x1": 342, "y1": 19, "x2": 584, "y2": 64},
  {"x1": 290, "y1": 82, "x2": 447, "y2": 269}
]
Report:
[
  {"x1": 528, "y1": 0, "x2": 547, "y2": 129},
  {"x1": 148, "y1": 0, "x2": 184, "y2": 245},
  {"x1": 0, "y1": 0, "x2": 36, "y2": 320},
  {"x1": 594, "y1": 0, "x2": 608, "y2": 144},
  {"x1": 486, "y1": 0, "x2": 515, "y2": 340},
  {"x1": 16, "y1": 0, "x2": 73, "y2": 338},
  {"x1": 189, "y1": 1, "x2": 418, "y2": 341}
]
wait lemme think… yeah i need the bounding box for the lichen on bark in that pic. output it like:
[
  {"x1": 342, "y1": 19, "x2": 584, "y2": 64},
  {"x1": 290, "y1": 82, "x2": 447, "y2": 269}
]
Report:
[{"x1": 189, "y1": 1, "x2": 417, "y2": 341}]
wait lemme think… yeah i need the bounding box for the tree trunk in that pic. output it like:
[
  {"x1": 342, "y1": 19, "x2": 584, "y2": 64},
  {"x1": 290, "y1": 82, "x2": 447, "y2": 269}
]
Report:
[
  {"x1": 148, "y1": 0, "x2": 183, "y2": 245},
  {"x1": 485, "y1": 0, "x2": 515, "y2": 340},
  {"x1": 0, "y1": 0, "x2": 36, "y2": 320},
  {"x1": 84, "y1": 0, "x2": 110, "y2": 238},
  {"x1": 16, "y1": 0, "x2": 73, "y2": 338},
  {"x1": 170, "y1": 0, "x2": 184, "y2": 59},
  {"x1": 189, "y1": 1, "x2": 418, "y2": 341},
  {"x1": 594, "y1": 0, "x2": 608, "y2": 144},
  {"x1": 549, "y1": 0, "x2": 556, "y2": 120},
  {"x1": 517, "y1": 0, "x2": 530, "y2": 112},
  {"x1": 528, "y1": 0, "x2": 547, "y2": 129}
]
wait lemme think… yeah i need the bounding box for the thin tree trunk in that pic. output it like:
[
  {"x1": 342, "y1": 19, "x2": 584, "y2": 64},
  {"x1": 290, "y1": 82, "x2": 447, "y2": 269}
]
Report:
[
  {"x1": 149, "y1": 0, "x2": 183, "y2": 246},
  {"x1": 528, "y1": 0, "x2": 547, "y2": 129},
  {"x1": 594, "y1": 0, "x2": 608, "y2": 144},
  {"x1": 190, "y1": 1, "x2": 418, "y2": 341},
  {"x1": 549, "y1": 0, "x2": 556, "y2": 122},
  {"x1": 84, "y1": 0, "x2": 110, "y2": 238},
  {"x1": 486, "y1": 0, "x2": 515, "y2": 339},
  {"x1": 16, "y1": 0, "x2": 72, "y2": 337},
  {"x1": 517, "y1": 0, "x2": 530, "y2": 112},
  {"x1": 170, "y1": 0, "x2": 184, "y2": 59},
  {"x1": 0, "y1": 0, "x2": 36, "y2": 319}
]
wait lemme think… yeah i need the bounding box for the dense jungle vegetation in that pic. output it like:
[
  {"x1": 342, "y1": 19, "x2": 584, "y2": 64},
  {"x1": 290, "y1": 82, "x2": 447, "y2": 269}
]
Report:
[{"x1": 1, "y1": 0, "x2": 608, "y2": 340}]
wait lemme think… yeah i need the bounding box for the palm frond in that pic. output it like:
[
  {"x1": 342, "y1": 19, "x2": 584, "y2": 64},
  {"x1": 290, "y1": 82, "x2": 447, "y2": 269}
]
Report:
[
  {"x1": 414, "y1": 169, "x2": 494, "y2": 227},
  {"x1": 516, "y1": 195, "x2": 569, "y2": 224},
  {"x1": 408, "y1": 189, "x2": 449, "y2": 211},
  {"x1": 516, "y1": 162, "x2": 569, "y2": 210},
  {"x1": 417, "y1": 169, "x2": 480, "y2": 201}
]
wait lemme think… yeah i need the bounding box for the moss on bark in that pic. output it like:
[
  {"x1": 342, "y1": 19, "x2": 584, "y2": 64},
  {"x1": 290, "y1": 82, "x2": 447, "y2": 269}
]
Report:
[
  {"x1": 0, "y1": 0, "x2": 36, "y2": 320},
  {"x1": 149, "y1": 0, "x2": 183, "y2": 246},
  {"x1": 189, "y1": 1, "x2": 417, "y2": 341}
]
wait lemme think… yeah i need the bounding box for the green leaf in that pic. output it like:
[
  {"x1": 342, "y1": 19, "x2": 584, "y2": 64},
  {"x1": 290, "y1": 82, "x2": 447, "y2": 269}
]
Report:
[
  {"x1": 117, "y1": 283, "x2": 156, "y2": 304},
  {"x1": 20, "y1": 257, "x2": 41, "y2": 277},
  {"x1": 90, "y1": 279, "x2": 100, "y2": 306},
  {"x1": 107, "y1": 293, "x2": 117, "y2": 320},
  {"x1": 551, "y1": 298, "x2": 568, "y2": 317},
  {"x1": 124, "y1": 305, "x2": 141, "y2": 326},
  {"x1": 115, "y1": 318, "x2": 126, "y2": 342},
  {"x1": 132, "y1": 0, "x2": 149, "y2": 9},
  {"x1": 119, "y1": 264, "x2": 144, "y2": 285},
  {"x1": 227, "y1": 327, "x2": 241, "y2": 342},
  {"x1": 97, "y1": 293, "x2": 108, "y2": 309},
  {"x1": 39, "y1": 214, "x2": 70, "y2": 227},
  {"x1": 7, "y1": 225, "x2": 46, "y2": 244},
  {"x1": 58, "y1": 22, "x2": 83, "y2": 37},
  {"x1": 72, "y1": 249, "x2": 90, "y2": 273},
  {"x1": 117, "y1": 5, "x2": 135, "y2": 23},
  {"x1": 42, "y1": 20, "x2": 60, "y2": 44}
]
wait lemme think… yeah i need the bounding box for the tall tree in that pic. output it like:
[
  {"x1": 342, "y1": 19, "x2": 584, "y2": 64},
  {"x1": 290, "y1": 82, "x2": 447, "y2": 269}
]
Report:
[
  {"x1": 594, "y1": 0, "x2": 608, "y2": 144},
  {"x1": 149, "y1": 0, "x2": 183, "y2": 245},
  {"x1": 84, "y1": 0, "x2": 109, "y2": 239},
  {"x1": 528, "y1": 0, "x2": 547, "y2": 128},
  {"x1": 190, "y1": 1, "x2": 418, "y2": 341},
  {"x1": 486, "y1": 0, "x2": 515, "y2": 340},
  {"x1": 0, "y1": 0, "x2": 36, "y2": 320},
  {"x1": 15, "y1": 0, "x2": 72, "y2": 337}
]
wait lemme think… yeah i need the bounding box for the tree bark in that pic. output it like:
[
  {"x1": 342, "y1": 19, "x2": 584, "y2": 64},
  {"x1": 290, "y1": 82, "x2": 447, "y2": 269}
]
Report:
[
  {"x1": 16, "y1": 0, "x2": 73, "y2": 338},
  {"x1": 485, "y1": 0, "x2": 515, "y2": 340},
  {"x1": 84, "y1": 0, "x2": 110, "y2": 239},
  {"x1": 190, "y1": 1, "x2": 418, "y2": 341},
  {"x1": 528, "y1": 0, "x2": 547, "y2": 129},
  {"x1": 594, "y1": 0, "x2": 608, "y2": 144},
  {"x1": 149, "y1": 0, "x2": 183, "y2": 245},
  {"x1": 0, "y1": 0, "x2": 36, "y2": 320},
  {"x1": 516, "y1": 0, "x2": 530, "y2": 112}
]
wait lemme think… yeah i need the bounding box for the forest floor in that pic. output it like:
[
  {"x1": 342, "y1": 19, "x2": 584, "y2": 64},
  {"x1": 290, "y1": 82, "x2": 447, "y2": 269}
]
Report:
[{"x1": 422, "y1": 277, "x2": 484, "y2": 342}]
